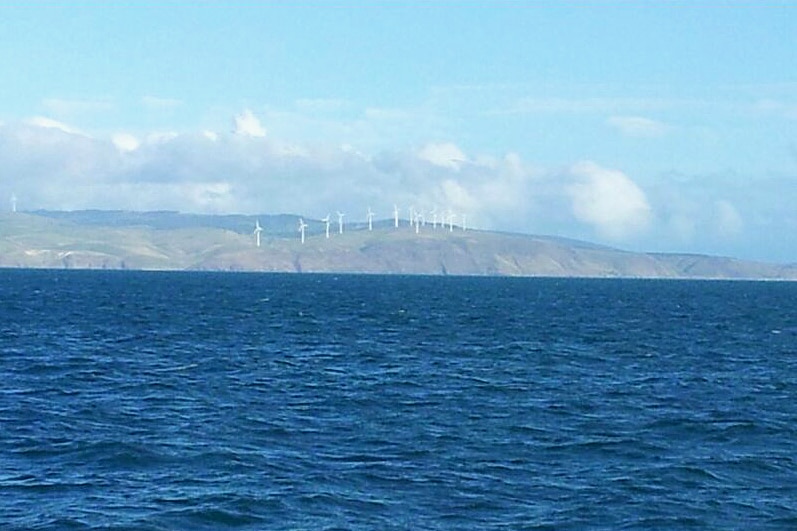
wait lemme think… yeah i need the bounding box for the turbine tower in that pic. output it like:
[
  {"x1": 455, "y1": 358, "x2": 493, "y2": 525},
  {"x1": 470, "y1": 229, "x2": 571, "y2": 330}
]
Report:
[
  {"x1": 253, "y1": 219, "x2": 263, "y2": 247},
  {"x1": 10, "y1": 193, "x2": 17, "y2": 213},
  {"x1": 336, "y1": 211, "x2": 345, "y2": 234},
  {"x1": 393, "y1": 205, "x2": 399, "y2": 228},
  {"x1": 414, "y1": 212, "x2": 423, "y2": 234},
  {"x1": 448, "y1": 211, "x2": 456, "y2": 232},
  {"x1": 298, "y1": 218, "x2": 308, "y2": 244},
  {"x1": 408, "y1": 206, "x2": 415, "y2": 228},
  {"x1": 461, "y1": 214, "x2": 467, "y2": 231},
  {"x1": 322, "y1": 214, "x2": 331, "y2": 238},
  {"x1": 431, "y1": 207, "x2": 438, "y2": 229},
  {"x1": 367, "y1": 207, "x2": 374, "y2": 231}
]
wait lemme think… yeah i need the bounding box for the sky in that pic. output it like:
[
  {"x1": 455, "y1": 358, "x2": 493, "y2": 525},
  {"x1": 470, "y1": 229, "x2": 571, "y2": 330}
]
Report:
[{"x1": 0, "y1": 2, "x2": 796, "y2": 263}]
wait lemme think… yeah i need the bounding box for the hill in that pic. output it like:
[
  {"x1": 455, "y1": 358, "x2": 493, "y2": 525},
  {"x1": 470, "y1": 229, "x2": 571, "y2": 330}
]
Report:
[{"x1": 1, "y1": 210, "x2": 795, "y2": 279}]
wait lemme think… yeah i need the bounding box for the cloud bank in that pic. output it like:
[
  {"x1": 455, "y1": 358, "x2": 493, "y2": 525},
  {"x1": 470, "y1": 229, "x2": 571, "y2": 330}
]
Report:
[{"x1": 0, "y1": 108, "x2": 792, "y2": 262}]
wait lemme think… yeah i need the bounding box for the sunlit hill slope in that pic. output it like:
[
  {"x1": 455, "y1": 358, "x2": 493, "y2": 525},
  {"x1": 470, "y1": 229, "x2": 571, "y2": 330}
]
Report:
[{"x1": 1, "y1": 211, "x2": 795, "y2": 279}]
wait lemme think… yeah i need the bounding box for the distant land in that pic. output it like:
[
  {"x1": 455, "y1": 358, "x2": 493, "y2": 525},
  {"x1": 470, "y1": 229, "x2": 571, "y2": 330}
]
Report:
[{"x1": 1, "y1": 210, "x2": 795, "y2": 280}]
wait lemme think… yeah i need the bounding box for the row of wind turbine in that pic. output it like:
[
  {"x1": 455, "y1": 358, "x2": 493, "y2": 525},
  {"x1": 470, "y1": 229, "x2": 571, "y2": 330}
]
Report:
[{"x1": 252, "y1": 205, "x2": 468, "y2": 246}]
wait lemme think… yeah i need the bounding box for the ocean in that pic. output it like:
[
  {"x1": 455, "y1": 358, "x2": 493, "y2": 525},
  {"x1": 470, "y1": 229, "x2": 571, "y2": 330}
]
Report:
[{"x1": 1, "y1": 270, "x2": 795, "y2": 530}]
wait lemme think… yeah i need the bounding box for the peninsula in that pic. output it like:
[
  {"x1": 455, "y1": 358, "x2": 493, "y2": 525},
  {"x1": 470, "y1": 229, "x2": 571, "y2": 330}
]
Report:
[{"x1": 1, "y1": 210, "x2": 795, "y2": 280}]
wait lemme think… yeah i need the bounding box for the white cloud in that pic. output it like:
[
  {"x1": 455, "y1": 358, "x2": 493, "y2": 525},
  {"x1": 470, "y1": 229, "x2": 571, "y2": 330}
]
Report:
[
  {"x1": 607, "y1": 116, "x2": 669, "y2": 137},
  {"x1": 112, "y1": 133, "x2": 140, "y2": 153},
  {"x1": 567, "y1": 161, "x2": 652, "y2": 240},
  {"x1": 417, "y1": 142, "x2": 468, "y2": 170},
  {"x1": 233, "y1": 109, "x2": 267, "y2": 137},
  {"x1": 25, "y1": 116, "x2": 86, "y2": 136},
  {"x1": 146, "y1": 131, "x2": 179, "y2": 145},
  {"x1": 440, "y1": 179, "x2": 476, "y2": 211}
]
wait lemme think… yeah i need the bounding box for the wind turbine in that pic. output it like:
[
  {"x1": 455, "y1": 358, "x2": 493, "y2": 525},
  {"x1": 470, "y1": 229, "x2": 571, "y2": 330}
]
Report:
[
  {"x1": 448, "y1": 211, "x2": 456, "y2": 232},
  {"x1": 461, "y1": 214, "x2": 467, "y2": 231},
  {"x1": 336, "y1": 211, "x2": 345, "y2": 234},
  {"x1": 393, "y1": 205, "x2": 399, "y2": 228},
  {"x1": 414, "y1": 211, "x2": 423, "y2": 234},
  {"x1": 431, "y1": 207, "x2": 438, "y2": 229},
  {"x1": 253, "y1": 219, "x2": 263, "y2": 247},
  {"x1": 298, "y1": 218, "x2": 308, "y2": 244},
  {"x1": 408, "y1": 206, "x2": 415, "y2": 228},
  {"x1": 322, "y1": 214, "x2": 331, "y2": 238},
  {"x1": 366, "y1": 207, "x2": 374, "y2": 231}
]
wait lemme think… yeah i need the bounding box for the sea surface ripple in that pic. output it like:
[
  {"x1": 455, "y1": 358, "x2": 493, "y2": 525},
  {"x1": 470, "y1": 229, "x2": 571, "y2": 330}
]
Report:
[{"x1": 1, "y1": 270, "x2": 796, "y2": 529}]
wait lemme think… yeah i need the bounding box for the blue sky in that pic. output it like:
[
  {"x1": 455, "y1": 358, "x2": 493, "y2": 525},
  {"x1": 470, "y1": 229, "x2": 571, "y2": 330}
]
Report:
[{"x1": 1, "y1": 3, "x2": 796, "y2": 262}]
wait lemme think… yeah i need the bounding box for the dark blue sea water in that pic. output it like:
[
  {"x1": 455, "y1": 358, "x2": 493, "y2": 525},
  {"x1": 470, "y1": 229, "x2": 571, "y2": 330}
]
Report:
[{"x1": 1, "y1": 270, "x2": 796, "y2": 530}]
